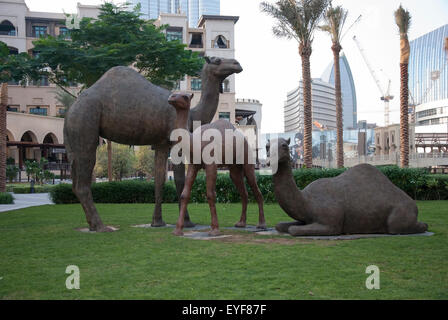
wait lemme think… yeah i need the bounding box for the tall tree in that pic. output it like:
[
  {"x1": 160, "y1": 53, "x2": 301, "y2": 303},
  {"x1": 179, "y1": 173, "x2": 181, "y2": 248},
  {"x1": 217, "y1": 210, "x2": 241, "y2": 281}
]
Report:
[
  {"x1": 394, "y1": 5, "x2": 411, "y2": 168},
  {"x1": 0, "y1": 42, "x2": 41, "y2": 192},
  {"x1": 320, "y1": 4, "x2": 348, "y2": 168},
  {"x1": 32, "y1": 2, "x2": 203, "y2": 93},
  {"x1": 32, "y1": 2, "x2": 203, "y2": 180},
  {"x1": 261, "y1": 0, "x2": 329, "y2": 168}
]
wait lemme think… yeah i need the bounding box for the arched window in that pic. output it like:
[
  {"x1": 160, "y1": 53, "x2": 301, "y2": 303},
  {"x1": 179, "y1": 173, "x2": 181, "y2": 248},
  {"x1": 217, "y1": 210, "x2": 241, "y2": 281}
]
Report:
[
  {"x1": 223, "y1": 79, "x2": 230, "y2": 93},
  {"x1": 0, "y1": 20, "x2": 16, "y2": 36},
  {"x1": 213, "y1": 35, "x2": 229, "y2": 49}
]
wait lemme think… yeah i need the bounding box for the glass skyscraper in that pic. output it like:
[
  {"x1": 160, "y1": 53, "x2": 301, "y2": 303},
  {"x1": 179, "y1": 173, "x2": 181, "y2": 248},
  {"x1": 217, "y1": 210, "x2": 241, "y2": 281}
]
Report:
[
  {"x1": 409, "y1": 24, "x2": 448, "y2": 106},
  {"x1": 128, "y1": 0, "x2": 220, "y2": 27},
  {"x1": 321, "y1": 53, "x2": 358, "y2": 129}
]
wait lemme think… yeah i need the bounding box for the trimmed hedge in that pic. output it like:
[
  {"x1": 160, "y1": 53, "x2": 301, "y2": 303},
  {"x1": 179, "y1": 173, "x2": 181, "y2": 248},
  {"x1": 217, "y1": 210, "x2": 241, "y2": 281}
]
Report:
[
  {"x1": 50, "y1": 166, "x2": 448, "y2": 204},
  {"x1": 50, "y1": 180, "x2": 178, "y2": 204},
  {"x1": 0, "y1": 192, "x2": 14, "y2": 204},
  {"x1": 12, "y1": 185, "x2": 53, "y2": 194}
]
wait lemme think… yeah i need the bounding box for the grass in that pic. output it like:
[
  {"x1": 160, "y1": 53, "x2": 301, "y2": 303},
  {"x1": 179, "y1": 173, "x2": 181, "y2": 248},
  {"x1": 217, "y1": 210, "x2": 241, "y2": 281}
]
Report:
[{"x1": 0, "y1": 201, "x2": 447, "y2": 299}]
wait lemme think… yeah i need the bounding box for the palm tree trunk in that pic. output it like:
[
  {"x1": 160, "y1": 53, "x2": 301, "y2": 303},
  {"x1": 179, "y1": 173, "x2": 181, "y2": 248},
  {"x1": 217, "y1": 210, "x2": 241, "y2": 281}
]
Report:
[
  {"x1": 0, "y1": 83, "x2": 7, "y2": 192},
  {"x1": 300, "y1": 45, "x2": 313, "y2": 169},
  {"x1": 332, "y1": 44, "x2": 344, "y2": 168},
  {"x1": 400, "y1": 63, "x2": 409, "y2": 168},
  {"x1": 107, "y1": 139, "x2": 113, "y2": 181}
]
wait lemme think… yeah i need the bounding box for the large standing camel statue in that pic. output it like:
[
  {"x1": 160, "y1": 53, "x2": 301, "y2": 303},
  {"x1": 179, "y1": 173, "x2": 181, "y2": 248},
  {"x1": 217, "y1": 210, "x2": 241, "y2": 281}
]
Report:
[
  {"x1": 267, "y1": 138, "x2": 428, "y2": 236},
  {"x1": 64, "y1": 57, "x2": 243, "y2": 232},
  {"x1": 167, "y1": 92, "x2": 266, "y2": 236}
]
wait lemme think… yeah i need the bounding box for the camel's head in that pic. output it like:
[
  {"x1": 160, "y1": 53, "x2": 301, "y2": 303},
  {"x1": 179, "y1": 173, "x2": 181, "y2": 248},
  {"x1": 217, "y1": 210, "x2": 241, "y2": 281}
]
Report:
[
  {"x1": 168, "y1": 92, "x2": 194, "y2": 111},
  {"x1": 203, "y1": 56, "x2": 243, "y2": 82},
  {"x1": 266, "y1": 138, "x2": 291, "y2": 165}
]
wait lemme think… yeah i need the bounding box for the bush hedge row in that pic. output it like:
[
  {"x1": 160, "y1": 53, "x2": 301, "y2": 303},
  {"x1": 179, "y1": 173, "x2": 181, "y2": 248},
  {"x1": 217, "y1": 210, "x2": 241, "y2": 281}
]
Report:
[
  {"x1": 50, "y1": 166, "x2": 448, "y2": 204},
  {"x1": 11, "y1": 185, "x2": 54, "y2": 194},
  {"x1": 0, "y1": 192, "x2": 14, "y2": 204}
]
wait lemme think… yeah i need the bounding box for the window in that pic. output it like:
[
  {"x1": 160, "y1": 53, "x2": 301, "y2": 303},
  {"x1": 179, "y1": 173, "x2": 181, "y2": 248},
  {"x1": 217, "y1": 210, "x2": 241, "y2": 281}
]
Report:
[
  {"x1": 7, "y1": 105, "x2": 19, "y2": 112},
  {"x1": 57, "y1": 106, "x2": 66, "y2": 117},
  {"x1": 166, "y1": 28, "x2": 183, "y2": 42},
  {"x1": 59, "y1": 27, "x2": 70, "y2": 38},
  {"x1": 189, "y1": 33, "x2": 203, "y2": 48},
  {"x1": 191, "y1": 78, "x2": 202, "y2": 91},
  {"x1": 28, "y1": 106, "x2": 48, "y2": 116},
  {"x1": 416, "y1": 108, "x2": 437, "y2": 119},
  {"x1": 0, "y1": 20, "x2": 16, "y2": 36},
  {"x1": 32, "y1": 26, "x2": 47, "y2": 38},
  {"x1": 223, "y1": 79, "x2": 230, "y2": 93},
  {"x1": 213, "y1": 35, "x2": 229, "y2": 49},
  {"x1": 219, "y1": 112, "x2": 230, "y2": 121},
  {"x1": 32, "y1": 76, "x2": 49, "y2": 86}
]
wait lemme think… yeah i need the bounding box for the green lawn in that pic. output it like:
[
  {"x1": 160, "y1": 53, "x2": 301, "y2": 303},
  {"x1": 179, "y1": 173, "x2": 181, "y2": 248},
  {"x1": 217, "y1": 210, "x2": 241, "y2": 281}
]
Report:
[{"x1": 0, "y1": 201, "x2": 447, "y2": 299}]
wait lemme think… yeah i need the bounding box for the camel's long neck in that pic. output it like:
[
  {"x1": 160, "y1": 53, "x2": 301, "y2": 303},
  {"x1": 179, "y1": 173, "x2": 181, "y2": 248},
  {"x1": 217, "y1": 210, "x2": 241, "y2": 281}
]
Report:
[
  {"x1": 174, "y1": 108, "x2": 189, "y2": 132},
  {"x1": 273, "y1": 160, "x2": 310, "y2": 222},
  {"x1": 189, "y1": 71, "x2": 221, "y2": 130}
]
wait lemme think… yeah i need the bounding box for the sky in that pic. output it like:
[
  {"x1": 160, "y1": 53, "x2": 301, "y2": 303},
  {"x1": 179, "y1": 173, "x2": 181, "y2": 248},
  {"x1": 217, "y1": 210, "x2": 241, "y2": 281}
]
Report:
[{"x1": 25, "y1": 0, "x2": 448, "y2": 133}]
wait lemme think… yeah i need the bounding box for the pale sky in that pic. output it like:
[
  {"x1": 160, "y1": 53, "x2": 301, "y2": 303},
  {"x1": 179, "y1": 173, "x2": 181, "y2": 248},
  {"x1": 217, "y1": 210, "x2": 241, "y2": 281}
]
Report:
[{"x1": 25, "y1": 0, "x2": 448, "y2": 133}]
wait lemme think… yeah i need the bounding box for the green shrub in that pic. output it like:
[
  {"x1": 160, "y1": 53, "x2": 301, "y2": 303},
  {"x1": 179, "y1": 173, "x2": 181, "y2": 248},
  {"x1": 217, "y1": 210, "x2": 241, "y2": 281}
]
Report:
[
  {"x1": 49, "y1": 166, "x2": 448, "y2": 204},
  {"x1": 0, "y1": 192, "x2": 14, "y2": 204},
  {"x1": 50, "y1": 181, "x2": 178, "y2": 204},
  {"x1": 12, "y1": 185, "x2": 53, "y2": 194}
]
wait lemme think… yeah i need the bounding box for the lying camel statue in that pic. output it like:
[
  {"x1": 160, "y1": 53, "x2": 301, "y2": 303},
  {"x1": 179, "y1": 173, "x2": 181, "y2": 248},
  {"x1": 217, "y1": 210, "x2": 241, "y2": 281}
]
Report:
[
  {"x1": 267, "y1": 138, "x2": 428, "y2": 236},
  {"x1": 168, "y1": 92, "x2": 266, "y2": 236}
]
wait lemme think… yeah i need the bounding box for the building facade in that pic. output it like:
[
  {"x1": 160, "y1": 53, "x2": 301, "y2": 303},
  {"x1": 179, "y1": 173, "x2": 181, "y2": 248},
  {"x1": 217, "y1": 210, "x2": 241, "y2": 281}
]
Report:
[
  {"x1": 321, "y1": 52, "x2": 357, "y2": 129},
  {"x1": 284, "y1": 79, "x2": 337, "y2": 133},
  {"x1": 409, "y1": 24, "x2": 448, "y2": 130},
  {"x1": 128, "y1": 0, "x2": 220, "y2": 27},
  {"x1": 155, "y1": 13, "x2": 239, "y2": 123},
  {"x1": 1, "y1": 1, "x2": 239, "y2": 174}
]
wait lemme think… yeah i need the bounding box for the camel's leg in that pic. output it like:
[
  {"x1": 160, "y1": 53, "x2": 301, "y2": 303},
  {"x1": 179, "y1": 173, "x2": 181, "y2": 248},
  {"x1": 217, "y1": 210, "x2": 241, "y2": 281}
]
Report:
[
  {"x1": 288, "y1": 223, "x2": 339, "y2": 236},
  {"x1": 244, "y1": 164, "x2": 266, "y2": 229},
  {"x1": 151, "y1": 145, "x2": 170, "y2": 227},
  {"x1": 387, "y1": 207, "x2": 428, "y2": 234},
  {"x1": 276, "y1": 221, "x2": 305, "y2": 233},
  {"x1": 229, "y1": 165, "x2": 248, "y2": 228},
  {"x1": 173, "y1": 163, "x2": 195, "y2": 228},
  {"x1": 205, "y1": 164, "x2": 220, "y2": 236},
  {"x1": 173, "y1": 164, "x2": 200, "y2": 236},
  {"x1": 70, "y1": 143, "x2": 111, "y2": 232}
]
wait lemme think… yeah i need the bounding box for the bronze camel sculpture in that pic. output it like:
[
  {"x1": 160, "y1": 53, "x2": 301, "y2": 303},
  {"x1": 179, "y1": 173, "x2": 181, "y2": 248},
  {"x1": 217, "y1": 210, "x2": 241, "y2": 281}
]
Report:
[
  {"x1": 64, "y1": 57, "x2": 243, "y2": 232},
  {"x1": 267, "y1": 138, "x2": 428, "y2": 236},
  {"x1": 167, "y1": 92, "x2": 266, "y2": 236}
]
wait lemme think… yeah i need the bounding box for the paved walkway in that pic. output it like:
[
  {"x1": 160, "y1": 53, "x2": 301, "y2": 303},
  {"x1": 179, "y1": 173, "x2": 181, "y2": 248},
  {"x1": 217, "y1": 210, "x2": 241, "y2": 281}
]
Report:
[{"x1": 0, "y1": 193, "x2": 54, "y2": 212}]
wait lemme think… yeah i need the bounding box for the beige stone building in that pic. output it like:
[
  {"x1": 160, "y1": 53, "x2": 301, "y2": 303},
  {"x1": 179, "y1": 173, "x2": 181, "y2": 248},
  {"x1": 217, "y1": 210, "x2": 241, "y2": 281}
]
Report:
[
  {"x1": 1, "y1": 0, "x2": 241, "y2": 177},
  {"x1": 374, "y1": 123, "x2": 416, "y2": 156}
]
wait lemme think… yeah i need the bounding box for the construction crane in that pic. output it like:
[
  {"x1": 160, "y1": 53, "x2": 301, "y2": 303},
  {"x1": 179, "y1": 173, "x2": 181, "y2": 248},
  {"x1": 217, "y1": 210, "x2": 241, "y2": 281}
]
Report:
[{"x1": 353, "y1": 35, "x2": 394, "y2": 126}]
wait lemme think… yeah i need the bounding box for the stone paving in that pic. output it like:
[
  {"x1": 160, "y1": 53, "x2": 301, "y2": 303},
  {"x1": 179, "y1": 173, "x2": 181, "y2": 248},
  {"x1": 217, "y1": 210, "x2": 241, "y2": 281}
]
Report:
[{"x1": 0, "y1": 193, "x2": 54, "y2": 212}]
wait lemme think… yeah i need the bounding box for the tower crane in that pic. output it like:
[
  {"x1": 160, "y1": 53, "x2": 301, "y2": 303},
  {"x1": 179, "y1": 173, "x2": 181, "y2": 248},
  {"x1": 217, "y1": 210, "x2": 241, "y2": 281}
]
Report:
[{"x1": 353, "y1": 35, "x2": 394, "y2": 126}]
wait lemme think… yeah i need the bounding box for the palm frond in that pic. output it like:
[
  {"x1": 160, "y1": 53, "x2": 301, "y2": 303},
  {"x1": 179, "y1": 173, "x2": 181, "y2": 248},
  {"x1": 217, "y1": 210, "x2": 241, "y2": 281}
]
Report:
[
  {"x1": 260, "y1": 0, "x2": 330, "y2": 44},
  {"x1": 320, "y1": 4, "x2": 348, "y2": 43},
  {"x1": 394, "y1": 5, "x2": 411, "y2": 35}
]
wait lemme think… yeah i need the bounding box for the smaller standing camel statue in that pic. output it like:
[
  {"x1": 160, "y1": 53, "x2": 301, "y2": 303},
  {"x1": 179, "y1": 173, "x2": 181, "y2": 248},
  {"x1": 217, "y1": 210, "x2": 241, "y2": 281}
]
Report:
[
  {"x1": 267, "y1": 138, "x2": 428, "y2": 236},
  {"x1": 64, "y1": 57, "x2": 243, "y2": 232},
  {"x1": 168, "y1": 92, "x2": 266, "y2": 236}
]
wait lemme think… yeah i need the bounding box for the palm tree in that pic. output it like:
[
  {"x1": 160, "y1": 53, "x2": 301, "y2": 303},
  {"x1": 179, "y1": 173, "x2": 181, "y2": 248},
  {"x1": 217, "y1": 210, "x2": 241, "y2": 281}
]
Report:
[
  {"x1": 0, "y1": 83, "x2": 7, "y2": 192},
  {"x1": 261, "y1": 0, "x2": 329, "y2": 168},
  {"x1": 394, "y1": 5, "x2": 411, "y2": 168},
  {"x1": 319, "y1": 4, "x2": 348, "y2": 168}
]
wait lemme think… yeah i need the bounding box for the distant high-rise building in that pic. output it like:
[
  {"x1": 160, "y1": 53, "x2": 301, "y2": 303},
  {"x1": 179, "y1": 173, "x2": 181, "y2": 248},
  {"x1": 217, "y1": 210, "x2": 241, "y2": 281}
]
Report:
[
  {"x1": 128, "y1": 0, "x2": 220, "y2": 27},
  {"x1": 284, "y1": 79, "x2": 337, "y2": 133},
  {"x1": 321, "y1": 53, "x2": 357, "y2": 129},
  {"x1": 409, "y1": 24, "x2": 448, "y2": 129}
]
